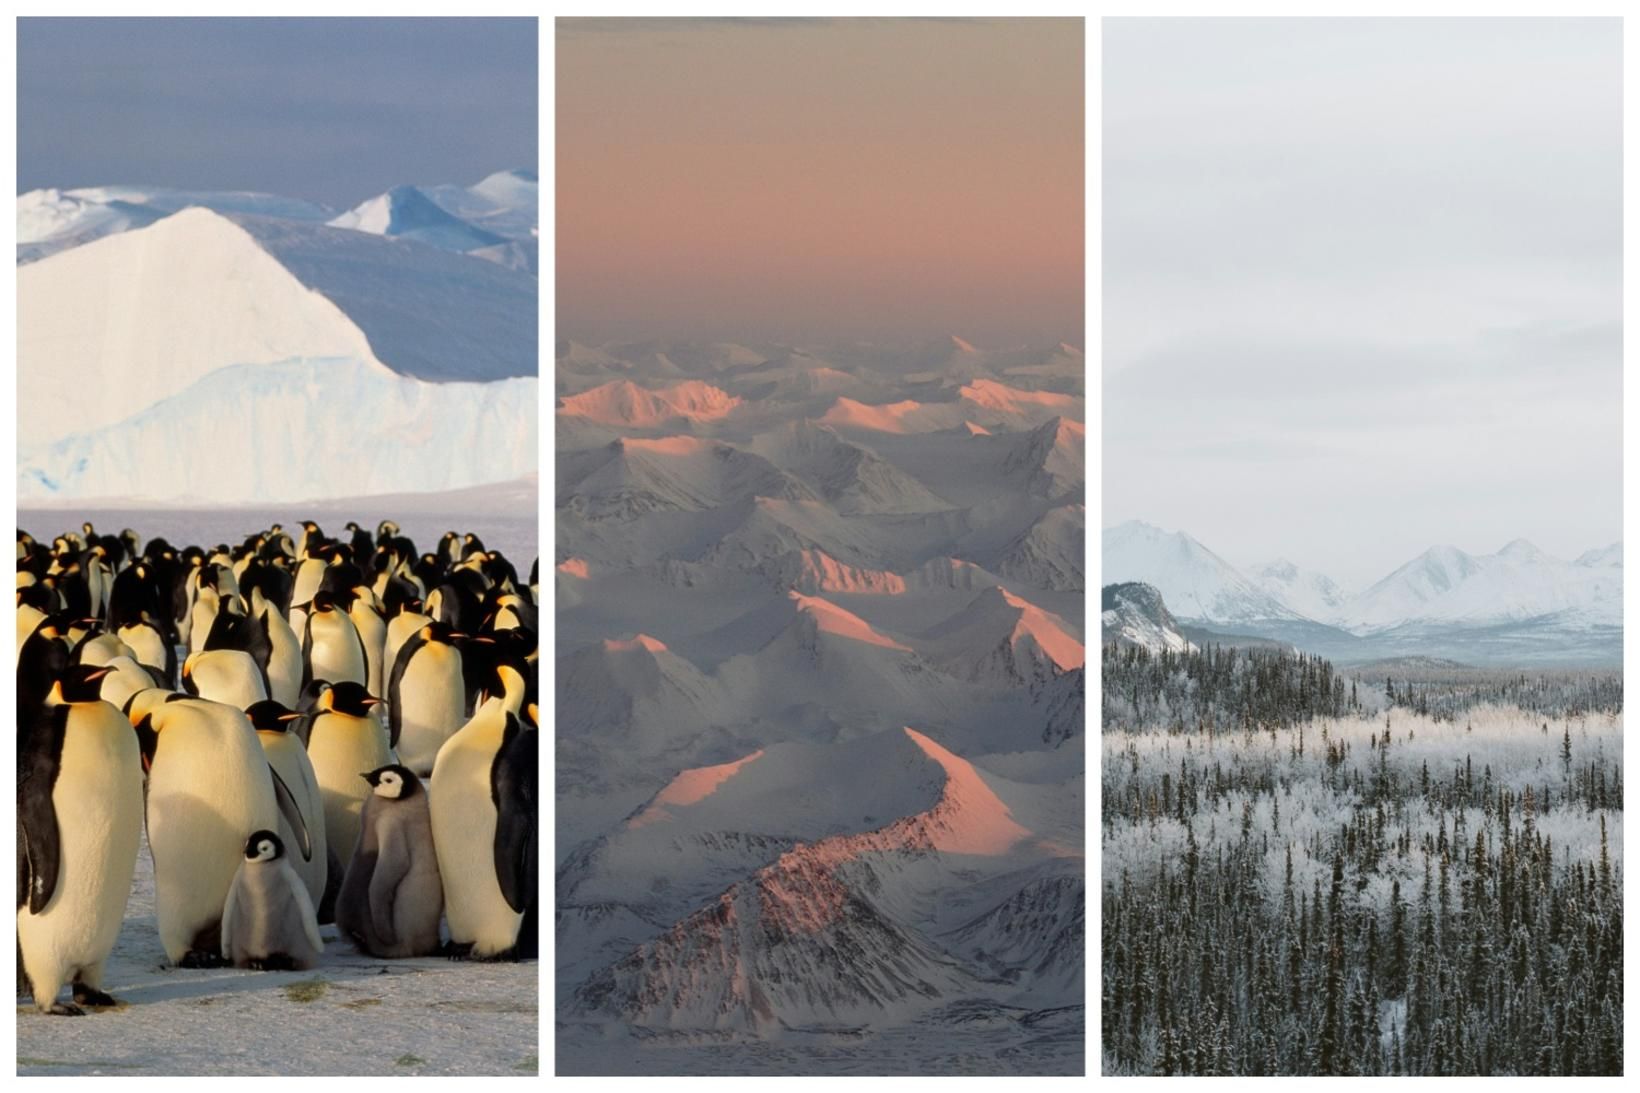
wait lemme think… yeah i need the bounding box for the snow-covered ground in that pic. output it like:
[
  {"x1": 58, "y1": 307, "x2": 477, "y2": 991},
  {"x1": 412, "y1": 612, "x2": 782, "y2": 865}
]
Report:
[{"x1": 17, "y1": 831, "x2": 538, "y2": 1077}]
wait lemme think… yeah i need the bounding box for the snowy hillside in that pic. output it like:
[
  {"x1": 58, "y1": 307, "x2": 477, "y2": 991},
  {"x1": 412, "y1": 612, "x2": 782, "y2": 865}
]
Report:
[
  {"x1": 1102, "y1": 521, "x2": 1300, "y2": 624},
  {"x1": 557, "y1": 337, "x2": 1084, "y2": 1073},
  {"x1": 1100, "y1": 582, "x2": 1193, "y2": 653},
  {"x1": 15, "y1": 172, "x2": 537, "y2": 503}
]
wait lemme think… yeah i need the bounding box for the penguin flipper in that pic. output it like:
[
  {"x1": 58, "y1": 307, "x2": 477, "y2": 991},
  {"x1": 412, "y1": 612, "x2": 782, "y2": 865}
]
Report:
[
  {"x1": 385, "y1": 637, "x2": 421, "y2": 751},
  {"x1": 300, "y1": 612, "x2": 315, "y2": 690},
  {"x1": 268, "y1": 765, "x2": 313, "y2": 863},
  {"x1": 18, "y1": 706, "x2": 67, "y2": 915},
  {"x1": 489, "y1": 716, "x2": 536, "y2": 915}
]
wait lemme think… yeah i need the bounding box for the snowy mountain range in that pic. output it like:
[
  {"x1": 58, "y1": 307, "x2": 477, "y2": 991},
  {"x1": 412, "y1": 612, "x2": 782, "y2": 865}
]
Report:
[
  {"x1": 15, "y1": 170, "x2": 537, "y2": 503},
  {"x1": 1102, "y1": 520, "x2": 1621, "y2": 665},
  {"x1": 557, "y1": 337, "x2": 1084, "y2": 1068}
]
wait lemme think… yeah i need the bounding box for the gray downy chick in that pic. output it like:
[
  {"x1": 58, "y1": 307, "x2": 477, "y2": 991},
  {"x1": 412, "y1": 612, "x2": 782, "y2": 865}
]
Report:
[{"x1": 335, "y1": 764, "x2": 444, "y2": 958}]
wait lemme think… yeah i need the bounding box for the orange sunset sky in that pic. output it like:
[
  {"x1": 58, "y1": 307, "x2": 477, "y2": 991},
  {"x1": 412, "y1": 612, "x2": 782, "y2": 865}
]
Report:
[{"x1": 557, "y1": 17, "x2": 1083, "y2": 348}]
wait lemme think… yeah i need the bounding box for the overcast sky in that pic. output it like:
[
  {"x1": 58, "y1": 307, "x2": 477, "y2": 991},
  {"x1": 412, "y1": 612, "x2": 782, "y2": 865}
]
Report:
[
  {"x1": 17, "y1": 18, "x2": 536, "y2": 209},
  {"x1": 558, "y1": 17, "x2": 1082, "y2": 348},
  {"x1": 1103, "y1": 18, "x2": 1621, "y2": 586}
]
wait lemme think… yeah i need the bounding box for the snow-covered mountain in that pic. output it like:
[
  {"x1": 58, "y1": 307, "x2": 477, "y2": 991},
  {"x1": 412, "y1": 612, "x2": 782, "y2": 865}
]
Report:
[
  {"x1": 557, "y1": 337, "x2": 1084, "y2": 1067},
  {"x1": 329, "y1": 184, "x2": 507, "y2": 252},
  {"x1": 16, "y1": 173, "x2": 537, "y2": 504},
  {"x1": 1100, "y1": 582, "x2": 1193, "y2": 653},
  {"x1": 1345, "y1": 539, "x2": 1621, "y2": 631},
  {"x1": 1103, "y1": 520, "x2": 1621, "y2": 664},
  {"x1": 1102, "y1": 521, "x2": 1300, "y2": 624},
  {"x1": 1248, "y1": 558, "x2": 1351, "y2": 625}
]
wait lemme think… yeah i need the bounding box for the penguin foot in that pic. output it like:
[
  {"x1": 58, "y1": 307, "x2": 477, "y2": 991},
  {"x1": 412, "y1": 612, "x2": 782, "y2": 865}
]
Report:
[
  {"x1": 247, "y1": 954, "x2": 298, "y2": 972},
  {"x1": 441, "y1": 941, "x2": 517, "y2": 963},
  {"x1": 43, "y1": 1002, "x2": 86, "y2": 1016},
  {"x1": 71, "y1": 984, "x2": 118, "y2": 1008},
  {"x1": 471, "y1": 946, "x2": 520, "y2": 964},
  {"x1": 177, "y1": 950, "x2": 229, "y2": 969}
]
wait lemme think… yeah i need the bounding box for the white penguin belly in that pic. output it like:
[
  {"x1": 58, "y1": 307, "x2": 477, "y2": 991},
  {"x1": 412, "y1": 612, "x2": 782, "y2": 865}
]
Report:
[
  {"x1": 146, "y1": 713, "x2": 279, "y2": 962},
  {"x1": 430, "y1": 732, "x2": 521, "y2": 954},
  {"x1": 259, "y1": 734, "x2": 329, "y2": 906},
  {"x1": 308, "y1": 713, "x2": 395, "y2": 863},
  {"x1": 395, "y1": 645, "x2": 465, "y2": 774}
]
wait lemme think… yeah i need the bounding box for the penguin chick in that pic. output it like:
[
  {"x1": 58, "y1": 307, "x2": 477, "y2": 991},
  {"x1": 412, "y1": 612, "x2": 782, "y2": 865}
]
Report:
[
  {"x1": 335, "y1": 766, "x2": 443, "y2": 958},
  {"x1": 221, "y1": 830, "x2": 323, "y2": 971}
]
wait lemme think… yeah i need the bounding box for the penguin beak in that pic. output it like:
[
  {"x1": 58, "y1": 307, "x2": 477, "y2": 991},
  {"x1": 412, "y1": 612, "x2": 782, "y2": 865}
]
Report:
[
  {"x1": 85, "y1": 666, "x2": 116, "y2": 682},
  {"x1": 278, "y1": 712, "x2": 302, "y2": 722}
]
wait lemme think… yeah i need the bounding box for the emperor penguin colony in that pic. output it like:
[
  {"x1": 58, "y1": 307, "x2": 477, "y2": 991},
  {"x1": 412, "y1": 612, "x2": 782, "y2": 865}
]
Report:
[{"x1": 16, "y1": 520, "x2": 540, "y2": 1015}]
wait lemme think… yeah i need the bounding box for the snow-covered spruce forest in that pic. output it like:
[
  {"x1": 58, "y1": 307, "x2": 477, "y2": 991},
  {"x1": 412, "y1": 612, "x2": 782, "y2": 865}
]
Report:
[{"x1": 1102, "y1": 646, "x2": 1623, "y2": 1075}]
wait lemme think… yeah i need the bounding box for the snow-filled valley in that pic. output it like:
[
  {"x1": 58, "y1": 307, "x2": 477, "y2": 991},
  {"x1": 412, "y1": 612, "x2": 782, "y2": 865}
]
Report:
[
  {"x1": 556, "y1": 338, "x2": 1085, "y2": 1074},
  {"x1": 15, "y1": 171, "x2": 538, "y2": 504}
]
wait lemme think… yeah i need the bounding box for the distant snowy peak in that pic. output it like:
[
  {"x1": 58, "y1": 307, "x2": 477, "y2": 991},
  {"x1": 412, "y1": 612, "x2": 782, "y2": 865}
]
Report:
[
  {"x1": 1577, "y1": 542, "x2": 1622, "y2": 568},
  {"x1": 996, "y1": 504, "x2": 1085, "y2": 593},
  {"x1": 329, "y1": 184, "x2": 506, "y2": 252},
  {"x1": 17, "y1": 184, "x2": 334, "y2": 263},
  {"x1": 924, "y1": 585, "x2": 1084, "y2": 685},
  {"x1": 556, "y1": 435, "x2": 813, "y2": 519},
  {"x1": 556, "y1": 379, "x2": 742, "y2": 428},
  {"x1": 750, "y1": 420, "x2": 952, "y2": 514},
  {"x1": 783, "y1": 590, "x2": 910, "y2": 651},
  {"x1": 1001, "y1": 416, "x2": 1084, "y2": 498},
  {"x1": 557, "y1": 633, "x2": 722, "y2": 743},
  {"x1": 1100, "y1": 582, "x2": 1194, "y2": 654},
  {"x1": 1248, "y1": 557, "x2": 1350, "y2": 624},
  {"x1": 1346, "y1": 539, "x2": 1621, "y2": 630},
  {"x1": 818, "y1": 380, "x2": 1082, "y2": 436},
  {"x1": 1102, "y1": 521, "x2": 1302, "y2": 624}
]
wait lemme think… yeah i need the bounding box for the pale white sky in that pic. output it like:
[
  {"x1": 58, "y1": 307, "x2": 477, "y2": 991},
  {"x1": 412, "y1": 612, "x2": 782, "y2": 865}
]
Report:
[{"x1": 1102, "y1": 17, "x2": 1621, "y2": 586}]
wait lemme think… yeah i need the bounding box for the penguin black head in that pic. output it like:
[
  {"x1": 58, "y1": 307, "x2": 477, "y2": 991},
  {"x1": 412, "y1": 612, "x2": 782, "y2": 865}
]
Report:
[
  {"x1": 324, "y1": 681, "x2": 381, "y2": 719},
  {"x1": 245, "y1": 700, "x2": 303, "y2": 733},
  {"x1": 309, "y1": 589, "x2": 337, "y2": 614},
  {"x1": 420, "y1": 620, "x2": 461, "y2": 646},
  {"x1": 362, "y1": 764, "x2": 421, "y2": 800},
  {"x1": 55, "y1": 663, "x2": 115, "y2": 703},
  {"x1": 244, "y1": 830, "x2": 285, "y2": 863}
]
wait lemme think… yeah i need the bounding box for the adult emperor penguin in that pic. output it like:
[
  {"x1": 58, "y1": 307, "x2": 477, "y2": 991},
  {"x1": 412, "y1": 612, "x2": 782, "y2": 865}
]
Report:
[
  {"x1": 382, "y1": 608, "x2": 433, "y2": 686},
  {"x1": 246, "y1": 701, "x2": 328, "y2": 909},
  {"x1": 181, "y1": 649, "x2": 269, "y2": 708},
  {"x1": 429, "y1": 663, "x2": 537, "y2": 959},
  {"x1": 133, "y1": 698, "x2": 287, "y2": 966},
  {"x1": 343, "y1": 587, "x2": 388, "y2": 700},
  {"x1": 387, "y1": 621, "x2": 466, "y2": 775},
  {"x1": 303, "y1": 591, "x2": 368, "y2": 689},
  {"x1": 336, "y1": 765, "x2": 443, "y2": 958},
  {"x1": 247, "y1": 586, "x2": 302, "y2": 707},
  {"x1": 18, "y1": 665, "x2": 144, "y2": 1013},
  {"x1": 306, "y1": 682, "x2": 395, "y2": 866},
  {"x1": 221, "y1": 831, "x2": 323, "y2": 971}
]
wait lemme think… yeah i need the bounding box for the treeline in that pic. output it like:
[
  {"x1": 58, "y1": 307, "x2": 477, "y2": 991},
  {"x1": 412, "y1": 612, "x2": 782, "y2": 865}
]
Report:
[
  {"x1": 1384, "y1": 670, "x2": 1623, "y2": 723},
  {"x1": 1102, "y1": 643, "x2": 1362, "y2": 734}
]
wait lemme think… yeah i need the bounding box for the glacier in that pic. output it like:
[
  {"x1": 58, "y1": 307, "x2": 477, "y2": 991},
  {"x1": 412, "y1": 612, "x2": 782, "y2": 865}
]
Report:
[{"x1": 15, "y1": 171, "x2": 538, "y2": 504}]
